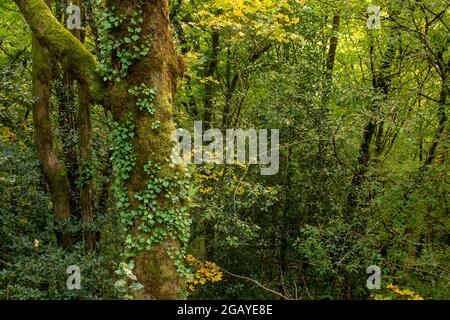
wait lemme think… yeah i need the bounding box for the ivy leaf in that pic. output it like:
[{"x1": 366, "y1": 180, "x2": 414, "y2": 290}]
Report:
[
  {"x1": 129, "y1": 283, "x2": 144, "y2": 291},
  {"x1": 114, "y1": 280, "x2": 126, "y2": 288}
]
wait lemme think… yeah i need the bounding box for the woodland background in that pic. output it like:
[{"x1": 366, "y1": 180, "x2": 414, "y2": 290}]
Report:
[{"x1": 0, "y1": 0, "x2": 448, "y2": 300}]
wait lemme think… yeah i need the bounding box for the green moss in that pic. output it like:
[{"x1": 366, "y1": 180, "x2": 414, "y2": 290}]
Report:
[{"x1": 16, "y1": 0, "x2": 104, "y2": 103}]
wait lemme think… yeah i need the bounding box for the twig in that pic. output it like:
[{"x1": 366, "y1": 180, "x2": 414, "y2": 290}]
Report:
[
  {"x1": 221, "y1": 268, "x2": 291, "y2": 300},
  {"x1": 0, "y1": 259, "x2": 12, "y2": 267}
]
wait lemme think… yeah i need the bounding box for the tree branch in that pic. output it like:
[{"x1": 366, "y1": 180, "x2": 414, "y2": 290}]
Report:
[
  {"x1": 13, "y1": 0, "x2": 105, "y2": 104},
  {"x1": 221, "y1": 268, "x2": 291, "y2": 300}
]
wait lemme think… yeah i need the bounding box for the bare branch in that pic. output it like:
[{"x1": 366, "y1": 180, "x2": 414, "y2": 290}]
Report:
[{"x1": 221, "y1": 268, "x2": 291, "y2": 300}]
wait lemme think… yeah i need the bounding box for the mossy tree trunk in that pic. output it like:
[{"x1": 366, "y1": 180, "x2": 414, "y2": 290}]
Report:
[
  {"x1": 70, "y1": 0, "x2": 96, "y2": 251},
  {"x1": 31, "y1": 0, "x2": 72, "y2": 247},
  {"x1": 105, "y1": 0, "x2": 186, "y2": 299},
  {"x1": 15, "y1": 0, "x2": 188, "y2": 299}
]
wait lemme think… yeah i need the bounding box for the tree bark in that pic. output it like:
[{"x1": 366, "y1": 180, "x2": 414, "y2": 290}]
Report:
[
  {"x1": 32, "y1": 20, "x2": 72, "y2": 248},
  {"x1": 426, "y1": 75, "x2": 448, "y2": 165},
  {"x1": 322, "y1": 14, "x2": 340, "y2": 107},
  {"x1": 78, "y1": 82, "x2": 96, "y2": 251}
]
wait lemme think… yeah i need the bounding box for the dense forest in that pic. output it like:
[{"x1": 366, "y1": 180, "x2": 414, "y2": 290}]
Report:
[{"x1": 0, "y1": 0, "x2": 448, "y2": 300}]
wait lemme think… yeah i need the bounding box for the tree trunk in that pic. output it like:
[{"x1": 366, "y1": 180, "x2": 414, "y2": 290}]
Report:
[
  {"x1": 32, "y1": 28, "x2": 72, "y2": 247},
  {"x1": 16, "y1": 0, "x2": 189, "y2": 299},
  {"x1": 426, "y1": 77, "x2": 448, "y2": 165},
  {"x1": 346, "y1": 31, "x2": 397, "y2": 214},
  {"x1": 203, "y1": 30, "x2": 220, "y2": 128},
  {"x1": 78, "y1": 82, "x2": 96, "y2": 251},
  {"x1": 105, "y1": 0, "x2": 187, "y2": 299}
]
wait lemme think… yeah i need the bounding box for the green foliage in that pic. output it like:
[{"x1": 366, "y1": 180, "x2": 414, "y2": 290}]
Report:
[
  {"x1": 176, "y1": 0, "x2": 449, "y2": 300},
  {"x1": 0, "y1": 142, "x2": 119, "y2": 299},
  {"x1": 1, "y1": 0, "x2": 448, "y2": 301},
  {"x1": 109, "y1": 109, "x2": 193, "y2": 294},
  {"x1": 0, "y1": 63, "x2": 35, "y2": 144},
  {"x1": 128, "y1": 84, "x2": 158, "y2": 115},
  {"x1": 294, "y1": 216, "x2": 383, "y2": 299},
  {"x1": 0, "y1": 244, "x2": 115, "y2": 300},
  {"x1": 98, "y1": 5, "x2": 152, "y2": 81}
]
